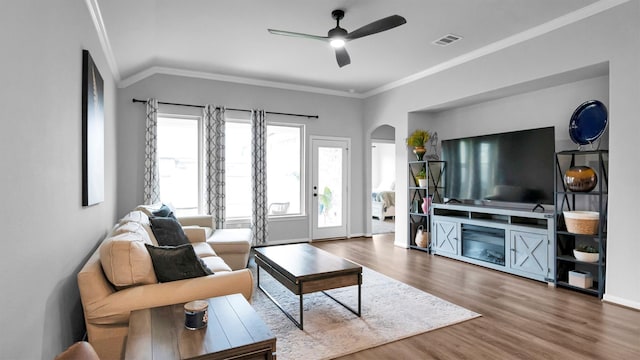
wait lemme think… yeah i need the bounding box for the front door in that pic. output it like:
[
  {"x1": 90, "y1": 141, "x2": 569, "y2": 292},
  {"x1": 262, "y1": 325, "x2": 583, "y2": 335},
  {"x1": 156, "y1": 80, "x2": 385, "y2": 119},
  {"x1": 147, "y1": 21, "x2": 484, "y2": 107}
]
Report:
[{"x1": 311, "y1": 137, "x2": 349, "y2": 240}]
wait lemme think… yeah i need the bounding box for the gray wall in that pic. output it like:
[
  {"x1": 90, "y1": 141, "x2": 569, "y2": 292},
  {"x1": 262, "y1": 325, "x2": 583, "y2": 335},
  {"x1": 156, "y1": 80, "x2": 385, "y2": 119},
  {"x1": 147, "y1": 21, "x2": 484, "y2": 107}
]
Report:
[
  {"x1": 117, "y1": 74, "x2": 365, "y2": 241},
  {"x1": 372, "y1": 142, "x2": 395, "y2": 191},
  {"x1": 371, "y1": 124, "x2": 395, "y2": 141},
  {"x1": 1, "y1": 3, "x2": 637, "y2": 359},
  {"x1": 363, "y1": 1, "x2": 640, "y2": 308},
  {"x1": 0, "y1": 1, "x2": 118, "y2": 358},
  {"x1": 429, "y1": 75, "x2": 609, "y2": 150}
]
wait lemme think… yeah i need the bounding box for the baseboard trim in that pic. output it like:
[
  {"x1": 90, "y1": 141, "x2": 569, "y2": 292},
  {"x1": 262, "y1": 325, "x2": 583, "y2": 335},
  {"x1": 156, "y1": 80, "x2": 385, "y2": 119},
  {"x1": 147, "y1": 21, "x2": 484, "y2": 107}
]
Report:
[
  {"x1": 266, "y1": 238, "x2": 309, "y2": 246},
  {"x1": 602, "y1": 294, "x2": 640, "y2": 310},
  {"x1": 394, "y1": 241, "x2": 409, "y2": 249}
]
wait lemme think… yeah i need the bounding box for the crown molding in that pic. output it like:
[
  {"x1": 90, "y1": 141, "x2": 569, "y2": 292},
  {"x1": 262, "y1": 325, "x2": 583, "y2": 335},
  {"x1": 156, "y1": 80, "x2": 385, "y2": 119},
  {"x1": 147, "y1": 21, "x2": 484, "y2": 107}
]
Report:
[
  {"x1": 118, "y1": 66, "x2": 365, "y2": 98},
  {"x1": 90, "y1": 0, "x2": 627, "y2": 99},
  {"x1": 362, "y1": 0, "x2": 629, "y2": 98},
  {"x1": 84, "y1": 0, "x2": 120, "y2": 81}
]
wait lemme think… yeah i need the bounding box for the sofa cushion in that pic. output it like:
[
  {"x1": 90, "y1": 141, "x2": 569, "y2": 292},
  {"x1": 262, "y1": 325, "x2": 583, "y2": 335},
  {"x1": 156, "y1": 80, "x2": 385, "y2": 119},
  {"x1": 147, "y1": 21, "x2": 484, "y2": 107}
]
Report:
[
  {"x1": 201, "y1": 255, "x2": 233, "y2": 273},
  {"x1": 118, "y1": 210, "x2": 149, "y2": 226},
  {"x1": 145, "y1": 244, "x2": 213, "y2": 282},
  {"x1": 191, "y1": 242, "x2": 217, "y2": 258},
  {"x1": 136, "y1": 203, "x2": 163, "y2": 216},
  {"x1": 100, "y1": 231, "x2": 158, "y2": 288},
  {"x1": 113, "y1": 221, "x2": 149, "y2": 240},
  {"x1": 150, "y1": 216, "x2": 190, "y2": 246},
  {"x1": 182, "y1": 225, "x2": 214, "y2": 239},
  {"x1": 207, "y1": 229, "x2": 252, "y2": 254}
]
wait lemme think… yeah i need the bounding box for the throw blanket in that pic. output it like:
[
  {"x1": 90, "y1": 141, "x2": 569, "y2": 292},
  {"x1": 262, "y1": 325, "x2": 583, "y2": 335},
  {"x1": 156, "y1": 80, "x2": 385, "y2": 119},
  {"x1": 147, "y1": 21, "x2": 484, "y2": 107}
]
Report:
[{"x1": 372, "y1": 191, "x2": 395, "y2": 211}]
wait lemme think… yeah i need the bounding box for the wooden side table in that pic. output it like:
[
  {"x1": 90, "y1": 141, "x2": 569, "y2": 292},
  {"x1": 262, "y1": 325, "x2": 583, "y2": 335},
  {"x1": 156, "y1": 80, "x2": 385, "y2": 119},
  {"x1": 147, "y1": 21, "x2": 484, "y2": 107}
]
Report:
[{"x1": 125, "y1": 293, "x2": 276, "y2": 360}]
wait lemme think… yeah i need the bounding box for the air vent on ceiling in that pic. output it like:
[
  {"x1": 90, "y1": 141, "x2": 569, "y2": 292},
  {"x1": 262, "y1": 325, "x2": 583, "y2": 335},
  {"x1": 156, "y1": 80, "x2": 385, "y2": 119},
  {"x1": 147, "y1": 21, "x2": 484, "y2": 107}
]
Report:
[{"x1": 432, "y1": 34, "x2": 462, "y2": 46}]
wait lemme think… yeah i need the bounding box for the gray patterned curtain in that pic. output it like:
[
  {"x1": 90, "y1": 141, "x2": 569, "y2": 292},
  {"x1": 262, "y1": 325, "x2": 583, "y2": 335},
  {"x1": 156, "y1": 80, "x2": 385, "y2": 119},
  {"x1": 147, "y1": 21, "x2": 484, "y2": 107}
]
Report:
[
  {"x1": 143, "y1": 98, "x2": 160, "y2": 205},
  {"x1": 204, "y1": 105, "x2": 226, "y2": 228},
  {"x1": 251, "y1": 109, "x2": 268, "y2": 245}
]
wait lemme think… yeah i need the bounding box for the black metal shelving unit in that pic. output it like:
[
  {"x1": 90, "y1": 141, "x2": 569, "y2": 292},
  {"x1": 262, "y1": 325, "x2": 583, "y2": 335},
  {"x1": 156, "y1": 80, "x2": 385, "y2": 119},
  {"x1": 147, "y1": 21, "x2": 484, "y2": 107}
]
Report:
[
  {"x1": 554, "y1": 150, "x2": 608, "y2": 298},
  {"x1": 408, "y1": 160, "x2": 445, "y2": 253}
]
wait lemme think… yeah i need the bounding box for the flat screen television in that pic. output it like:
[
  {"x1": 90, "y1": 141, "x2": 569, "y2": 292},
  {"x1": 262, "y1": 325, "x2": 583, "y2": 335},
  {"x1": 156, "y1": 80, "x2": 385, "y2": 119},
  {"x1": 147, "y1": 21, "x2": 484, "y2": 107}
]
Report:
[{"x1": 441, "y1": 126, "x2": 555, "y2": 206}]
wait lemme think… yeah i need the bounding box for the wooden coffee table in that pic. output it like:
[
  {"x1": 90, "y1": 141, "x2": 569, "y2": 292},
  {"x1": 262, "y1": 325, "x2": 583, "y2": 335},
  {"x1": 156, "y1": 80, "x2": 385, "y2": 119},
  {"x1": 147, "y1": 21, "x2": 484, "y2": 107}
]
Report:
[
  {"x1": 254, "y1": 243, "x2": 362, "y2": 330},
  {"x1": 125, "y1": 293, "x2": 276, "y2": 360}
]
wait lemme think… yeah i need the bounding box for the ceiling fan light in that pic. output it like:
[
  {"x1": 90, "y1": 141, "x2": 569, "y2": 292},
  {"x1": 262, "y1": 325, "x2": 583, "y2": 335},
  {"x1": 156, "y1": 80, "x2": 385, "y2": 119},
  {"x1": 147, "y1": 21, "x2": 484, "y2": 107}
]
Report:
[{"x1": 330, "y1": 38, "x2": 345, "y2": 48}]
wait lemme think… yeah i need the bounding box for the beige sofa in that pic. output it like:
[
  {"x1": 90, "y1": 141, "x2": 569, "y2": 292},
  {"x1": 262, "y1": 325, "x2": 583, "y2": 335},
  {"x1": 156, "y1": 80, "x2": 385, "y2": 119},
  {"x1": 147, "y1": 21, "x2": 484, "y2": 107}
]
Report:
[{"x1": 77, "y1": 207, "x2": 253, "y2": 360}]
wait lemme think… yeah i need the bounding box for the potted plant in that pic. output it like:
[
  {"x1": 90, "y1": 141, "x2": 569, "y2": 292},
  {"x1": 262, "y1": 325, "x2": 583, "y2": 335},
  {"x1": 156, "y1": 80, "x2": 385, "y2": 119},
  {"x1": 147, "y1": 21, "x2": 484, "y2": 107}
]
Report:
[
  {"x1": 573, "y1": 244, "x2": 599, "y2": 262},
  {"x1": 406, "y1": 129, "x2": 431, "y2": 160},
  {"x1": 415, "y1": 168, "x2": 428, "y2": 187},
  {"x1": 318, "y1": 186, "x2": 333, "y2": 217}
]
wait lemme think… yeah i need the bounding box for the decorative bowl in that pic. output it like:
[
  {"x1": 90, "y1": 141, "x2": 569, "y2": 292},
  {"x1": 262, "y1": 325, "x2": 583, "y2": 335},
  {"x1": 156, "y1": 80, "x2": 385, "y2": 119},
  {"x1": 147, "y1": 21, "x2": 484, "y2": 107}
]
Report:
[
  {"x1": 573, "y1": 249, "x2": 599, "y2": 262},
  {"x1": 564, "y1": 166, "x2": 597, "y2": 192},
  {"x1": 563, "y1": 211, "x2": 599, "y2": 234}
]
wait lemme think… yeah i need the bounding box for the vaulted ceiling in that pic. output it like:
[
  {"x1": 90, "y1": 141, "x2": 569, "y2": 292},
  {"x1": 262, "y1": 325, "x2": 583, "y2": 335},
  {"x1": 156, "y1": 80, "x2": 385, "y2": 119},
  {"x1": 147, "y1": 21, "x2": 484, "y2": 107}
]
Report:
[{"x1": 95, "y1": 0, "x2": 607, "y2": 97}]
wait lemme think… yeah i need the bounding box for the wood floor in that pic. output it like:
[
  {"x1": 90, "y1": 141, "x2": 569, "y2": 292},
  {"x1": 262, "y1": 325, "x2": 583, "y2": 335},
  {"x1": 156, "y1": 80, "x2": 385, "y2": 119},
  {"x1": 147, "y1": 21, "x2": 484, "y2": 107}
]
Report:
[{"x1": 311, "y1": 235, "x2": 640, "y2": 360}]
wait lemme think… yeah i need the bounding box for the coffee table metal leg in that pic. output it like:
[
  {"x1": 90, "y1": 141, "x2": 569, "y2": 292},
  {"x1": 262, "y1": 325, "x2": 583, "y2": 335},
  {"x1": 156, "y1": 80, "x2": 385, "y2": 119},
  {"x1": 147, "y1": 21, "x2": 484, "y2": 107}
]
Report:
[
  {"x1": 256, "y1": 267, "x2": 362, "y2": 330},
  {"x1": 256, "y1": 270, "x2": 305, "y2": 330},
  {"x1": 299, "y1": 292, "x2": 304, "y2": 330},
  {"x1": 321, "y1": 285, "x2": 361, "y2": 317},
  {"x1": 321, "y1": 273, "x2": 362, "y2": 317}
]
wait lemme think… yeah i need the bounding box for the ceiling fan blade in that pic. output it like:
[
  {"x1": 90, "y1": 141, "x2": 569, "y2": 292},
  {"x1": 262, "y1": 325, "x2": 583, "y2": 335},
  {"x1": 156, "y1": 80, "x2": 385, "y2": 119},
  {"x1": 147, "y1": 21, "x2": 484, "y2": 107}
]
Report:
[
  {"x1": 268, "y1": 29, "x2": 328, "y2": 41},
  {"x1": 335, "y1": 47, "x2": 351, "y2": 68},
  {"x1": 345, "y1": 15, "x2": 406, "y2": 40}
]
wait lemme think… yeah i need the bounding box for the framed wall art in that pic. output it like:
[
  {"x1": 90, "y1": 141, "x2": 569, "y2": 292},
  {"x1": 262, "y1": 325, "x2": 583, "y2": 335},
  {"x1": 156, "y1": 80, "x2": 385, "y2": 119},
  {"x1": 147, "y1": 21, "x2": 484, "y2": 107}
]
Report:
[{"x1": 82, "y1": 49, "x2": 104, "y2": 206}]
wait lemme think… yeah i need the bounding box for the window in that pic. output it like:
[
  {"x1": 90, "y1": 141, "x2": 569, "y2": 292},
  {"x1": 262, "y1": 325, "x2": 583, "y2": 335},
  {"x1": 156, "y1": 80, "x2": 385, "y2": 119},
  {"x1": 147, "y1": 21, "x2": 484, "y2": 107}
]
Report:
[
  {"x1": 266, "y1": 124, "x2": 302, "y2": 216},
  {"x1": 156, "y1": 114, "x2": 304, "y2": 220},
  {"x1": 225, "y1": 120, "x2": 303, "y2": 219},
  {"x1": 156, "y1": 115, "x2": 201, "y2": 216}
]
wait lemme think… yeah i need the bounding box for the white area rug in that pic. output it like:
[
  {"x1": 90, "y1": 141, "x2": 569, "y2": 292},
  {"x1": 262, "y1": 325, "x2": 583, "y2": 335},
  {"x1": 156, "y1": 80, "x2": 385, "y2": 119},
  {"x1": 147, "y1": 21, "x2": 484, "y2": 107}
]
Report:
[
  {"x1": 250, "y1": 265, "x2": 480, "y2": 360},
  {"x1": 372, "y1": 218, "x2": 395, "y2": 234}
]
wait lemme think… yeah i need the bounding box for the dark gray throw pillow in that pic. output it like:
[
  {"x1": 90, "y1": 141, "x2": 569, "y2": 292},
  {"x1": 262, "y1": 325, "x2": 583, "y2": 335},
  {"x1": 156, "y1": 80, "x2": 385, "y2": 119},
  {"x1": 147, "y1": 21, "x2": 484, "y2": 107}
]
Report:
[
  {"x1": 149, "y1": 216, "x2": 190, "y2": 246},
  {"x1": 145, "y1": 244, "x2": 213, "y2": 283},
  {"x1": 151, "y1": 204, "x2": 176, "y2": 219}
]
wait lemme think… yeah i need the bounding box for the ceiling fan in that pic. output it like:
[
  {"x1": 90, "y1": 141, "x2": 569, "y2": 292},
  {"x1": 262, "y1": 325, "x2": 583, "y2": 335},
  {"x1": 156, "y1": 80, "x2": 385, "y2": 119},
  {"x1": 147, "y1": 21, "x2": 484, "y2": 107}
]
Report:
[{"x1": 268, "y1": 9, "x2": 407, "y2": 68}]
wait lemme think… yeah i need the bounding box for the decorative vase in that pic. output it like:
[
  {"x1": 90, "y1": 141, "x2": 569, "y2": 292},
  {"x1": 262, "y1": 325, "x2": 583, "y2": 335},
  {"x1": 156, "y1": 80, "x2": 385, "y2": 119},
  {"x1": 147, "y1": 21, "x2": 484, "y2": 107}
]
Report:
[
  {"x1": 564, "y1": 166, "x2": 597, "y2": 192},
  {"x1": 421, "y1": 197, "x2": 431, "y2": 214},
  {"x1": 413, "y1": 146, "x2": 426, "y2": 161}
]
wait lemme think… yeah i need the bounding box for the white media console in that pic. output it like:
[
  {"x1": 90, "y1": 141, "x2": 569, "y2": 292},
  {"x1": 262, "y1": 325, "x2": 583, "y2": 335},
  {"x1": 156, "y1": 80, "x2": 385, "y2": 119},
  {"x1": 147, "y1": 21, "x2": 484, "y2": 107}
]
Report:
[{"x1": 430, "y1": 203, "x2": 555, "y2": 283}]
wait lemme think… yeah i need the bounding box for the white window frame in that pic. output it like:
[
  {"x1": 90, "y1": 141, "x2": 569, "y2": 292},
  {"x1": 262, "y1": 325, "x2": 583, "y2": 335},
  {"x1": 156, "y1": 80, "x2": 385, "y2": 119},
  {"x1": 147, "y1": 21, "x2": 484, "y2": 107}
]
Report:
[
  {"x1": 224, "y1": 118, "x2": 306, "y2": 223},
  {"x1": 156, "y1": 113, "x2": 204, "y2": 215},
  {"x1": 267, "y1": 121, "x2": 306, "y2": 220},
  {"x1": 156, "y1": 113, "x2": 306, "y2": 222}
]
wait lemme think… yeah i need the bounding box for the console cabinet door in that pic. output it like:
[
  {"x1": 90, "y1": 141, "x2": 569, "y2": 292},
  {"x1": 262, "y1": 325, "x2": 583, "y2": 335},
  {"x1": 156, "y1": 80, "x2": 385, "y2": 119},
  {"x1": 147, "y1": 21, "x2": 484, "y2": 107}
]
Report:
[
  {"x1": 510, "y1": 230, "x2": 548, "y2": 278},
  {"x1": 432, "y1": 219, "x2": 459, "y2": 255}
]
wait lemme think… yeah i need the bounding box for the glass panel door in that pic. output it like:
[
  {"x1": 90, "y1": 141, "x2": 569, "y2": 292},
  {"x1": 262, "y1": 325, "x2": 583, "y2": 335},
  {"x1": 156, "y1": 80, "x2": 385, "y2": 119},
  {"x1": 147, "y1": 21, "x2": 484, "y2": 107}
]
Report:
[{"x1": 311, "y1": 138, "x2": 348, "y2": 239}]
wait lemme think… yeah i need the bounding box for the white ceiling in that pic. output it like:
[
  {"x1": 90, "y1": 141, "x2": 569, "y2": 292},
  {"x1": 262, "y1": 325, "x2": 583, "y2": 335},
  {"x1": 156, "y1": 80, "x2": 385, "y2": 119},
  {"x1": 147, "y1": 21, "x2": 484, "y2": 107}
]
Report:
[{"x1": 95, "y1": 0, "x2": 606, "y2": 97}]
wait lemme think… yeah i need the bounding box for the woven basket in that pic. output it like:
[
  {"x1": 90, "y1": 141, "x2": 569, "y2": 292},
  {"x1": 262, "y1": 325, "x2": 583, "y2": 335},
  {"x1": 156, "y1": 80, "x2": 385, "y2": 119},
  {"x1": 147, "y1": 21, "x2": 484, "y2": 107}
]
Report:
[
  {"x1": 564, "y1": 211, "x2": 599, "y2": 235},
  {"x1": 415, "y1": 226, "x2": 429, "y2": 247}
]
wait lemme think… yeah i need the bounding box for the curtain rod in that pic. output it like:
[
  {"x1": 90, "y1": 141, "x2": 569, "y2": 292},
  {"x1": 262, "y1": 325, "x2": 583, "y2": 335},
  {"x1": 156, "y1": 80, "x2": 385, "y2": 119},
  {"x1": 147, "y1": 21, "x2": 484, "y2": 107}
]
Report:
[{"x1": 131, "y1": 98, "x2": 318, "y2": 119}]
